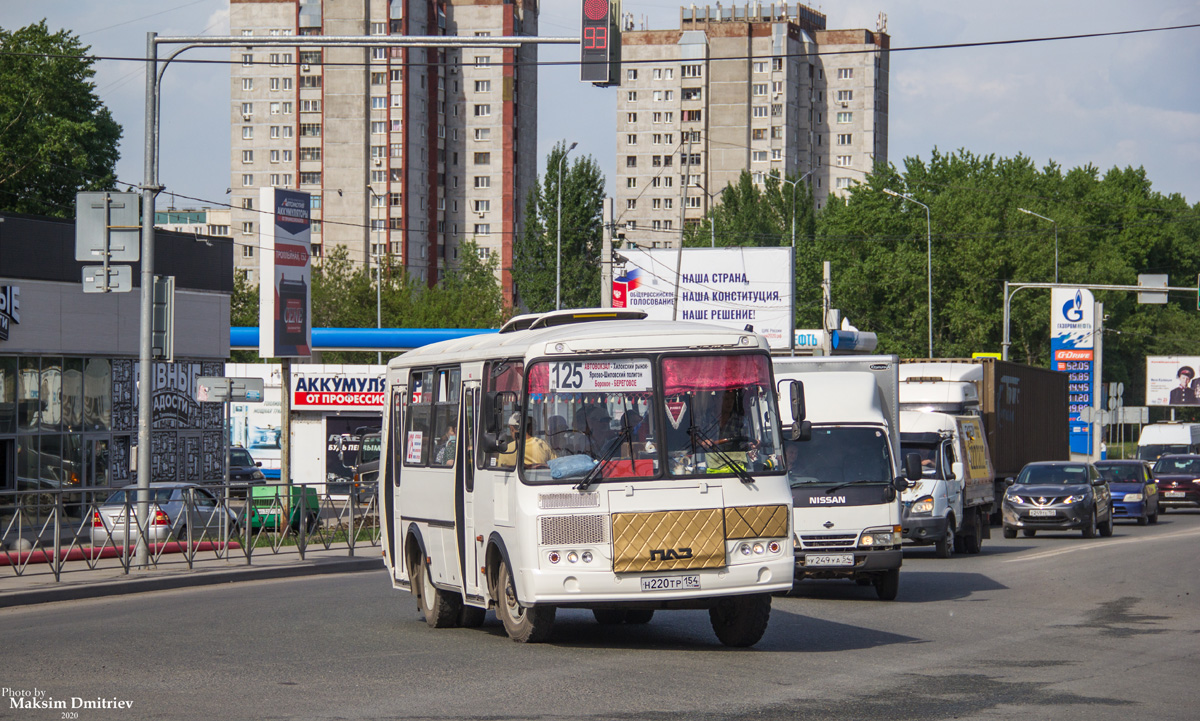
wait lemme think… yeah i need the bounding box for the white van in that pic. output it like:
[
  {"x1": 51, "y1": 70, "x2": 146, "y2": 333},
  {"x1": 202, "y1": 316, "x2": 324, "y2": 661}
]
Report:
[{"x1": 1135, "y1": 423, "x2": 1200, "y2": 461}]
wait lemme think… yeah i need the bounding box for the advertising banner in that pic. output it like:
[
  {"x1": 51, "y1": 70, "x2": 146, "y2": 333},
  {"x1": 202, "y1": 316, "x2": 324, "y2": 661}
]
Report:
[
  {"x1": 258, "y1": 188, "x2": 312, "y2": 358},
  {"x1": 1050, "y1": 288, "x2": 1096, "y2": 455},
  {"x1": 612, "y1": 247, "x2": 794, "y2": 350},
  {"x1": 1146, "y1": 356, "x2": 1200, "y2": 406}
]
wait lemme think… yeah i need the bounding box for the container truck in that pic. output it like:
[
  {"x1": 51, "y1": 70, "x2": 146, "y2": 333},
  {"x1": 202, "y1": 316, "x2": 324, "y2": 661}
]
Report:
[
  {"x1": 899, "y1": 359, "x2": 1069, "y2": 517},
  {"x1": 775, "y1": 356, "x2": 920, "y2": 601}
]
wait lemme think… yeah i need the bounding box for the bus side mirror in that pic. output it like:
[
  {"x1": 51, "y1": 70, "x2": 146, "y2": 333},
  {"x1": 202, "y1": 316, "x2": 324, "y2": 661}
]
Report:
[
  {"x1": 904, "y1": 452, "x2": 923, "y2": 482},
  {"x1": 791, "y1": 420, "x2": 811, "y2": 442},
  {"x1": 790, "y1": 380, "x2": 805, "y2": 424},
  {"x1": 481, "y1": 391, "x2": 504, "y2": 434}
]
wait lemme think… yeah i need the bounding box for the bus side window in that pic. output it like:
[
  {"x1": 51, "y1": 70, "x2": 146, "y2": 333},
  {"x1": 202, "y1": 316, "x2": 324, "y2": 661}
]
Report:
[
  {"x1": 432, "y1": 367, "x2": 460, "y2": 468},
  {"x1": 479, "y1": 361, "x2": 522, "y2": 471},
  {"x1": 463, "y1": 389, "x2": 476, "y2": 491},
  {"x1": 405, "y1": 370, "x2": 434, "y2": 467}
]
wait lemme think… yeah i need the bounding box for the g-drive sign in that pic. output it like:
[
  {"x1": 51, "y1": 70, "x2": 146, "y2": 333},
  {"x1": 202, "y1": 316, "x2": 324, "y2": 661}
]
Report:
[{"x1": 548, "y1": 360, "x2": 651, "y2": 392}]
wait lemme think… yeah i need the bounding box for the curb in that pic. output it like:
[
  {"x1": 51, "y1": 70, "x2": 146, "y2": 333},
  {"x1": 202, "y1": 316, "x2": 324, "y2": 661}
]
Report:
[{"x1": 0, "y1": 556, "x2": 383, "y2": 609}]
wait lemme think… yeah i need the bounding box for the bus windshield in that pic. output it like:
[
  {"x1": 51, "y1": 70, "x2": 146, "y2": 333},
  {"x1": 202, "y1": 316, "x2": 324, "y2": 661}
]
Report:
[{"x1": 520, "y1": 353, "x2": 783, "y2": 483}]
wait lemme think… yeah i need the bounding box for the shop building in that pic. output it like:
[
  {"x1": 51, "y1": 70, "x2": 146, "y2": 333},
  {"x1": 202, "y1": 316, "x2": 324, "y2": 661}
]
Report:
[{"x1": 0, "y1": 212, "x2": 233, "y2": 504}]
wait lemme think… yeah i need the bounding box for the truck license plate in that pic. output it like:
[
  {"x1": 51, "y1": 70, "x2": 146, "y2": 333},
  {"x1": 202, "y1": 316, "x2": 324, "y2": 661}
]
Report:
[
  {"x1": 640, "y1": 575, "x2": 701, "y2": 592},
  {"x1": 1165, "y1": 491, "x2": 1186, "y2": 498},
  {"x1": 805, "y1": 553, "x2": 854, "y2": 567},
  {"x1": 1028, "y1": 509, "x2": 1056, "y2": 517}
]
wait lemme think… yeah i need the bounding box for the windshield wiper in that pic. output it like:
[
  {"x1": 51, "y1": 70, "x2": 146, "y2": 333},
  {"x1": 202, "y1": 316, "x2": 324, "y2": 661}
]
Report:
[
  {"x1": 687, "y1": 423, "x2": 755, "y2": 485},
  {"x1": 574, "y1": 420, "x2": 634, "y2": 491},
  {"x1": 823, "y1": 478, "x2": 887, "y2": 494}
]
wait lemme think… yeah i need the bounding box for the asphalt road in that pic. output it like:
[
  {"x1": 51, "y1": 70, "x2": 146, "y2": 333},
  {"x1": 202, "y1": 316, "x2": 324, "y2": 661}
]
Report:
[{"x1": 3, "y1": 512, "x2": 1199, "y2": 721}]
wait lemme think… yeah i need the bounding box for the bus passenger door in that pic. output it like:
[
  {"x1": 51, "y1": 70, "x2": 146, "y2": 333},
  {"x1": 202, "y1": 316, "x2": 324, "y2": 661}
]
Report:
[
  {"x1": 385, "y1": 386, "x2": 405, "y2": 582},
  {"x1": 457, "y1": 382, "x2": 482, "y2": 599}
]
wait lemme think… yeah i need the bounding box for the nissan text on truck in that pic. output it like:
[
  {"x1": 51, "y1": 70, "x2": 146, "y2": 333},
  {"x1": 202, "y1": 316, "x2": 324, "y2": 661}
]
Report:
[{"x1": 775, "y1": 356, "x2": 920, "y2": 601}]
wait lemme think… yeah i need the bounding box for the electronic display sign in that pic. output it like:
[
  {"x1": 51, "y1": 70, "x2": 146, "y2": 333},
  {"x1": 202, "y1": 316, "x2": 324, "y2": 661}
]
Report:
[{"x1": 580, "y1": 0, "x2": 614, "y2": 84}]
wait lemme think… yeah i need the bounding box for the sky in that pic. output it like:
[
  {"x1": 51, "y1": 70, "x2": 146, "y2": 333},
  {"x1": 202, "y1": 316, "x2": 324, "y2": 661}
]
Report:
[{"x1": 2, "y1": 1, "x2": 1198, "y2": 209}]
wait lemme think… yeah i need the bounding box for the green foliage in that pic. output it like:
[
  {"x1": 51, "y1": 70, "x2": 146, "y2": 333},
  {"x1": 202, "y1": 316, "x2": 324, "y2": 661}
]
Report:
[
  {"x1": 512, "y1": 141, "x2": 607, "y2": 312},
  {"x1": 814, "y1": 148, "x2": 1200, "y2": 406},
  {"x1": 0, "y1": 21, "x2": 121, "y2": 216}
]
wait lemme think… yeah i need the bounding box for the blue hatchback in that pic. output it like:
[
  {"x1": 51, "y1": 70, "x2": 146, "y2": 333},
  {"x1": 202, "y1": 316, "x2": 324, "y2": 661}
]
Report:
[{"x1": 1094, "y1": 460, "x2": 1159, "y2": 526}]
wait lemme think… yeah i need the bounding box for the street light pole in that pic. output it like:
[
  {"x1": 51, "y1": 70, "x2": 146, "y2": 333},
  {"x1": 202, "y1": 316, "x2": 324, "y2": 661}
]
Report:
[
  {"x1": 556, "y1": 141, "x2": 578, "y2": 311},
  {"x1": 1018, "y1": 207, "x2": 1059, "y2": 284},
  {"x1": 779, "y1": 171, "x2": 814, "y2": 248},
  {"x1": 884, "y1": 188, "x2": 933, "y2": 357},
  {"x1": 368, "y1": 187, "x2": 383, "y2": 363}
]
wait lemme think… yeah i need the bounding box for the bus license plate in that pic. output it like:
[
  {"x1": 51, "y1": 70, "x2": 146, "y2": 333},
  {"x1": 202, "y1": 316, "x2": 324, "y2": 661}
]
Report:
[
  {"x1": 1028, "y1": 509, "x2": 1056, "y2": 517},
  {"x1": 805, "y1": 553, "x2": 854, "y2": 567},
  {"x1": 640, "y1": 575, "x2": 701, "y2": 592}
]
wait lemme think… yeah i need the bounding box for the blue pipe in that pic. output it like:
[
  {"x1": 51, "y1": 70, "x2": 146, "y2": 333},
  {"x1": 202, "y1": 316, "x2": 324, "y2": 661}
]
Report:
[{"x1": 230, "y1": 327, "x2": 497, "y2": 351}]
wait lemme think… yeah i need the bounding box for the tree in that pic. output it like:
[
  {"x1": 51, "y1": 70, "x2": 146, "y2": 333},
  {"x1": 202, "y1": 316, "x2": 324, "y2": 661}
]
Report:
[
  {"x1": 0, "y1": 21, "x2": 121, "y2": 216},
  {"x1": 512, "y1": 142, "x2": 606, "y2": 312}
]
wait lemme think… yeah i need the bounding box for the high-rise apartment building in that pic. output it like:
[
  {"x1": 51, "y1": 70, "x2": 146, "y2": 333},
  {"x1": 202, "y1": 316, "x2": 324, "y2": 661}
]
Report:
[
  {"x1": 614, "y1": 3, "x2": 888, "y2": 248},
  {"x1": 229, "y1": 0, "x2": 538, "y2": 303}
]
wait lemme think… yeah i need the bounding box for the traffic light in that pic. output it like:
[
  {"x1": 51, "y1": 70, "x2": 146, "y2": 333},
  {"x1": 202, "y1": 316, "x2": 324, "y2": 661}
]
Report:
[{"x1": 580, "y1": 0, "x2": 616, "y2": 85}]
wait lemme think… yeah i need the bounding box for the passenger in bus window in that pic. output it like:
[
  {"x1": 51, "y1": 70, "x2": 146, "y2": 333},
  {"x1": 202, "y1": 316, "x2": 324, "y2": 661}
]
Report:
[
  {"x1": 499, "y1": 413, "x2": 553, "y2": 467},
  {"x1": 433, "y1": 424, "x2": 457, "y2": 466},
  {"x1": 583, "y1": 406, "x2": 623, "y2": 459}
]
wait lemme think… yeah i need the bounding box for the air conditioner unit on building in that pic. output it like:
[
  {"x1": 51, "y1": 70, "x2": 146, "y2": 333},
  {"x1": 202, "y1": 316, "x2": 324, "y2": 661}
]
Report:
[
  {"x1": 302, "y1": 64, "x2": 309, "y2": 71},
  {"x1": 841, "y1": 102, "x2": 848, "y2": 108},
  {"x1": 242, "y1": 114, "x2": 251, "y2": 121},
  {"x1": 374, "y1": 159, "x2": 382, "y2": 166}
]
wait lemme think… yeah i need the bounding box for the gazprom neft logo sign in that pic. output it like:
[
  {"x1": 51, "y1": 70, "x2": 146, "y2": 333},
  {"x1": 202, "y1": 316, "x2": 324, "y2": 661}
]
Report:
[{"x1": 0, "y1": 285, "x2": 19, "y2": 341}]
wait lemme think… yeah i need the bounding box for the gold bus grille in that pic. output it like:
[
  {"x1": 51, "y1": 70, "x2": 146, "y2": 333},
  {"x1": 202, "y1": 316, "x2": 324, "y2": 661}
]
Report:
[
  {"x1": 724, "y1": 504, "x2": 789, "y2": 539},
  {"x1": 612, "y1": 509, "x2": 725, "y2": 573}
]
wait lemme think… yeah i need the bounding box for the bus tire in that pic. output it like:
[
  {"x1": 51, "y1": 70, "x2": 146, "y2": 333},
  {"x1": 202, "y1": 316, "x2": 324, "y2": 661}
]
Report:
[
  {"x1": 708, "y1": 593, "x2": 771, "y2": 647},
  {"x1": 414, "y1": 556, "x2": 461, "y2": 628},
  {"x1": 497, "y1": 559, "x2": 555, "y2": 643}
]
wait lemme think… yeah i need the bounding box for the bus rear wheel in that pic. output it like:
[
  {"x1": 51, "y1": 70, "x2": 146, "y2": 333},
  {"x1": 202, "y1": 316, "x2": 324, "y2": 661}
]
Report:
[
  {"x1": 708, "y1": 593, "x2": 771, "y2": 647},
  {"x1": 497, "y1": 559, "x2": 555, "y2": 643}
]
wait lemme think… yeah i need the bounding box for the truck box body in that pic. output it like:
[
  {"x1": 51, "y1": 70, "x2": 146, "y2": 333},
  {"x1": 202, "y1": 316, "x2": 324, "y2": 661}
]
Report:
[{"x1": 900, "y1": 358, "x2": 1069, "y2": 479}]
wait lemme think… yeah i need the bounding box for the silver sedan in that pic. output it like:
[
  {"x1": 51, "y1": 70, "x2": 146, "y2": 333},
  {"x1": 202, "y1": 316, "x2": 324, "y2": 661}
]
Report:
[{"x1": 90, "y1": 483, "x2": 238, "y2": 546}]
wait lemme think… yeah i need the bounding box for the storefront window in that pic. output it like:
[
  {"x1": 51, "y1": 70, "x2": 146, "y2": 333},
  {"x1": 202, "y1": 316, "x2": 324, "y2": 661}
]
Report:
[
  {"x1": 0, "y1": 356, "x2": 15, "y2": 434},
  {"x1": 40, "y1": 357, "x2": 63, "y2": 432},
  {"x1": 18, "y1": 357, "x2": 38, "y2": 431},
  {"x1": 84, "y1": 358, "x2": 112, "y2": 431},
  {"x1": 17, "y1": 434, "x2": 36, "y2": 482},
  {"x1": 63, "y1": 358, "x2": 84, "y2": 432},
  {"x1": 39, "y1": 433, "x2": 63, "y2": 485}
]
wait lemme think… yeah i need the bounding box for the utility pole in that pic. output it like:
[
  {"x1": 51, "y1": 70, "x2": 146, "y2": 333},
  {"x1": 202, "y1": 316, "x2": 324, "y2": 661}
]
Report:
[
  {"x1": 673, "y1": 134, "x2": 692, "y2": 321},
  {"x1": 601, "y1": 197, "x2": 614, "y2": 308}
]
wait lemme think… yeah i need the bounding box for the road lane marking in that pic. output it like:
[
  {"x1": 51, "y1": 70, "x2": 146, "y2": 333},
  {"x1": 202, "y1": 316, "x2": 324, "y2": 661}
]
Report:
[{"x1": 1002, "y1": 526, "x2": 1200, "y2": 563}]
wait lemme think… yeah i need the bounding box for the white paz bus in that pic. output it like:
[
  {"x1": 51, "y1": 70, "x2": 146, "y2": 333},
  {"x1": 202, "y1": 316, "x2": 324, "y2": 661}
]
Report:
[{"x1": 379, "y1": 310, "x2": 804, "y2": 646}]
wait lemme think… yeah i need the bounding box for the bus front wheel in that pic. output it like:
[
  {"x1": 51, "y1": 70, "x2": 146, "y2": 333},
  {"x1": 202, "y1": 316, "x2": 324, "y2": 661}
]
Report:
[
  {"x1": 497, "y1": 559, "x2": 555, "y2": 643},
  {"x1": 708, "y1": 593, "x2": 772, "y2": 647}
]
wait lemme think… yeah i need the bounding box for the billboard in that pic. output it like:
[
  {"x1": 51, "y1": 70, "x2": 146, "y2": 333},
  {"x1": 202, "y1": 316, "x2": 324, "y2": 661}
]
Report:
[
  {"x1": 1146, "y1": 356, "x2": 1200, "y2": 406},
  {"x1": 258, "y1": 188, "x2": 312, "y2": 358},
  {"x1": 612, "y1": 247, "x2": 794, "y2": 350},
  {"x1": 1050, "y1": 288, "x2": 1096, "y2": 455}
]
